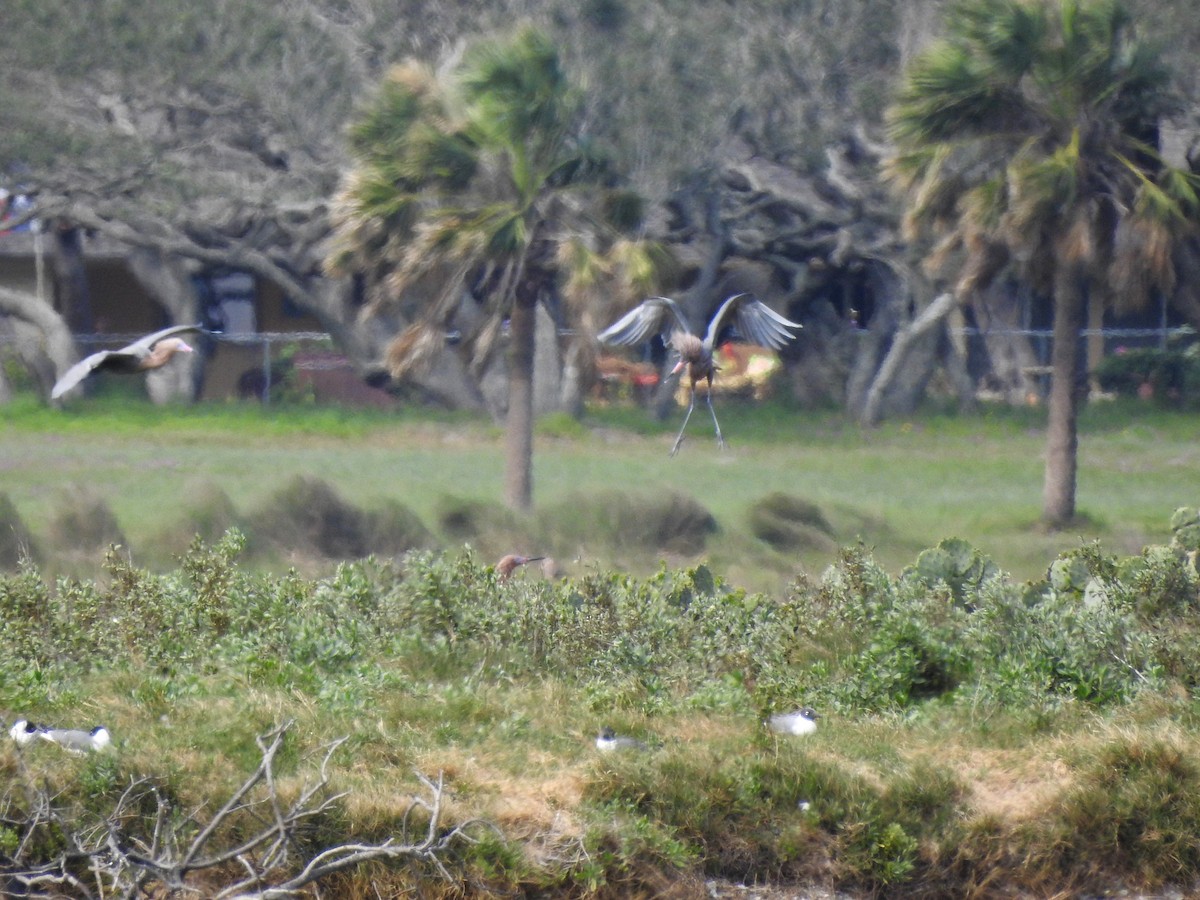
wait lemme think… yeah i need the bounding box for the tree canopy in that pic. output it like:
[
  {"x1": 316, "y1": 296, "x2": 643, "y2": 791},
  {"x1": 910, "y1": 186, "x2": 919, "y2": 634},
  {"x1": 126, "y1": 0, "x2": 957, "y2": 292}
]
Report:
[
  {"x1": 887, "y1": 0, "x2": 1200, "y2": 525},
  {"x1": 328, "y1": 26, "x2": 666, "y2": 509}
]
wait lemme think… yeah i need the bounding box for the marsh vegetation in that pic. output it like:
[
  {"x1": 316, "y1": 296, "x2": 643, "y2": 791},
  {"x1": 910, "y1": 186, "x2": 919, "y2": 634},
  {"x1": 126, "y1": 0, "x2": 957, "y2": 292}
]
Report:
[{"x1": 2, "y1": 398, "x2": 1200, "y2": 895}]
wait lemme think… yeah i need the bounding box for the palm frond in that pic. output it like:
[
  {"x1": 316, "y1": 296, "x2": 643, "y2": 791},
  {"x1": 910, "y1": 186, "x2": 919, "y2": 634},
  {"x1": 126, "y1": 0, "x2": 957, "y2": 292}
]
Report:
[
  {"x1": 608, "y1": 239, "x2": 664, "y2": 293},
  {"x1": 1112, "y1": 216, "x2": 1175, "y2": 311},
  {"x1": 556, "y1": 236, "x2": 610, "y2": 294},
  {"x1": 385, "y1": 322, "x2": 446, "y2": 380},
  {"x1": 946, "y1": 0, "x2": 1047, "y2": 78},
  {"x1": 1005, "y1": 130, "x2": 1080, "y2": 235}
]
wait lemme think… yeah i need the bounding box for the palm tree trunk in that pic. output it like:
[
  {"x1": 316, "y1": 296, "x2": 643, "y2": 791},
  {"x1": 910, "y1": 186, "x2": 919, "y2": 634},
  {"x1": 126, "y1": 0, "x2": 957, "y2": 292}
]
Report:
[
  {"x1": 1042, "y1": 271, "x2": 1085, "y2": 527},
  {"x1": 504, "y1": 293, "x2": 536, "y2": 511}
]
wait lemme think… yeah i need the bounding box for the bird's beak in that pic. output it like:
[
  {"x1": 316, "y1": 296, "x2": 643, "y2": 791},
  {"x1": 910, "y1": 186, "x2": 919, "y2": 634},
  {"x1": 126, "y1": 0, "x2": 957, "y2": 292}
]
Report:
[
  {"x1": 669, "y1": 359, "x2": 685, "y2": 376},
  {"x1": 179, "y1": 342, "x2": 194, "y2": 353}
]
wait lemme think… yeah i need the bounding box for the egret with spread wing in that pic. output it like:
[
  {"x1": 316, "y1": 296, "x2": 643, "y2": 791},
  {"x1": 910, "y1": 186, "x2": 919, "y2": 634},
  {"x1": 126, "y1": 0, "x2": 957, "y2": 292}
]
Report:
[
  {"x1": 51, "y1": 324, "x2": 206, "y2": 400},
  {"x1": 598, "y1": 294, "x2": 800, "y2": 455}
]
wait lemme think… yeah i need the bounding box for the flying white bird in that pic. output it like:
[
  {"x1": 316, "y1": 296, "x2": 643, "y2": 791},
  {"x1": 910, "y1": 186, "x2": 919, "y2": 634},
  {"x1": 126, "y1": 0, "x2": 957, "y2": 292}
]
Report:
[{"x1": 52, "y1": 324, "x2": 206, "y2": 400}]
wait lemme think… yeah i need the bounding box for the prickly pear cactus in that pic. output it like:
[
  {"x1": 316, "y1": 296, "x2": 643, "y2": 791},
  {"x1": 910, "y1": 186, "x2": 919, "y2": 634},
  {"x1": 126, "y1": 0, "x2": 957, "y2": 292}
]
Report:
[
  {"x1": 908, "y1": 537, "x2": 997, "y2": 604},
  {"x1": 1170, "y1": 507, "x2": 1200, "y2": 553}
]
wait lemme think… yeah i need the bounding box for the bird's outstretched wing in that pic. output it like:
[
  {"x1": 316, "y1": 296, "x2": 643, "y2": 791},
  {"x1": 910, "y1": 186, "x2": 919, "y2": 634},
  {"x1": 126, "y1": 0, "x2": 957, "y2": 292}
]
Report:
[
  {"x1": 704, "y1": 293, "x2": 801, "y2": 351},
  {"x1": 597, "y1": 297, "x2": 693, "y2": 346},
  {"x1": 122, "y1": 323, "x2": 206, "y2": 356},
  {"x1": 51, "y1": 351, "x2": 117, "y2": 400},
  {"x1": 50, "y1": 324, "x2": 206, "y2": 400}
]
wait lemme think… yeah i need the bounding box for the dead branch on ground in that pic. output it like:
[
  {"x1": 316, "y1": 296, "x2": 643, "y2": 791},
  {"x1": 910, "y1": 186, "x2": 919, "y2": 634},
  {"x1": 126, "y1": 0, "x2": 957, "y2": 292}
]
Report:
[{"x1": 0, "y1": 720, "x2": 496, "y2": 898}]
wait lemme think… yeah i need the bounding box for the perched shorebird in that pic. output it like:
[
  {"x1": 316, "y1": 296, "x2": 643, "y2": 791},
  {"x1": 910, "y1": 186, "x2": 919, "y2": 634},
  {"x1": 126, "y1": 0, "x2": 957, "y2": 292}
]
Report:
[
  {"x1": 39, "y1": 725, "x2": 111, "y2": 755},
  {"x1": 598, "y1": 294, "x2": 800, "y2": 455},
  {"x1": 9, "y1": 719, "x2": 44, "y2": 747},
  {"x1": 595, "y1": 726, "x2": 649, "y2": 752},
  {"x1": 496, "y1": 554, "x2": 546, "y2": 581},
  {"x1": 52, "y1": 324, "x2": 206, "y2": 400},
  {"x1": 767, "y1": 707, "x2": 819, "y2": 736}
]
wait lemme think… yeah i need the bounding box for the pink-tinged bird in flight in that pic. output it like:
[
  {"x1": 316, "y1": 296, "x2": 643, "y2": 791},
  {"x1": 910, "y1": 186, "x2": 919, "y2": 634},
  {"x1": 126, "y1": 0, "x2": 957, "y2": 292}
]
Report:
[
  {"x1": 598, "y1": 294, "x2": 800, "y2": 455},
  {"x1": 52, "y1": 324, "x2": 206, "y2": 400}
]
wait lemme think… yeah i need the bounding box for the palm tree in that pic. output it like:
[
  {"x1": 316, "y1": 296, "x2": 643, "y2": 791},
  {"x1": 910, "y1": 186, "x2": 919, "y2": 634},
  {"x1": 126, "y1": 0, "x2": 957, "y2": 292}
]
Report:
[
  {"x1": 327, "y1": 27, "x2": 664, "y2": 510},
  {"x1": 886, "y1": 0, "x2": 1200, "y2": 527}
]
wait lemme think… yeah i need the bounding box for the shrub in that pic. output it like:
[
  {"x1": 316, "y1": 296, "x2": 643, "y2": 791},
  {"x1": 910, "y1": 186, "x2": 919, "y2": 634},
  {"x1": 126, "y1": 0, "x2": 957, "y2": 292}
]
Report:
[
  {"x1": 546, "y1": 490, "x2": 717, "y2": 555},
  {"x1": 1057, "y1": 731, "x2": 1200, "y2": 886},
  {"x1": 363, "y1": 500, "x2": 435, "y2": 556},
  {"x1": 0, "y1": 492, "x2": 38, "y2": 568},
  {"x1": 246, "y1": 476, "x2": 430, "y2": 561},
  {"x1": 790, "y1": 540, "x2": 1161, "y2": 712},
  {"x1": 46, "y1": 487, "x2": 126, "y2": 556},
  {"x1": 584, "y1": 744, "x2": 961, "y2": 889},
  {"x1": 1094, "y1": 345, "x2": 1200, "y2": 403},
  {"x1": 747, "y1": 492, "x2": 836, "y2": 552},
  {"x1": 248, "y1": 475, "x2": 368, "y2": 558},
  {"x1": 434, "y1": 495, "x2": 515, "y2": 544}
]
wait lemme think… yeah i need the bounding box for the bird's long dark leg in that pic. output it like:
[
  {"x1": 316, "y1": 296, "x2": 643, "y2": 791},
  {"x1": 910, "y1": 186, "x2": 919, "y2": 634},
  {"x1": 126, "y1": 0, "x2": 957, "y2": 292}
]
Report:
[
  {"x1": 670, "y1": 385, "x2": 697, "y2": 456},
  {"x1": 706, "y1": 381, "x2": 726, "y2": 450}
]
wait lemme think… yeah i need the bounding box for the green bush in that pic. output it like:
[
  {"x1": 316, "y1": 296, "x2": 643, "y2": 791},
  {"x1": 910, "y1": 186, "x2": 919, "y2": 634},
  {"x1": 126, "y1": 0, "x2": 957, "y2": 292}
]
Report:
[
  {"x1": 790, "y1": 540, "x2": 1162, "y2": 712},
  {"x1": 1094, "y1": 345, "x2": 1200, "y2": 403},
  {"x1": 3, "y1": 513, "x2": 1200, "y2": 893}
]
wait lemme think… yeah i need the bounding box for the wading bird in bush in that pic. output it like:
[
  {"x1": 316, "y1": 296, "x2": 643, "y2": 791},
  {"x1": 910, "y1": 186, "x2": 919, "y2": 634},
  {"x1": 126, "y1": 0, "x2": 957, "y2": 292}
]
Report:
[
  {"x1": 51, "y1": 324, "x2": 207, "y2": 400},
  {"x1": 496, "y1": 554, "x2": 545, "y2": 581},
  {"x1": 595, "y1": 726, "x2": 648, "y2": 752},
  {"x1": 598, "y1": 294, "x2": 800, "y2": 455},
  {"x1": 767, "y1": 706, "x2": 819, "y2": 736},
  {"x1": 39, "y1": 725, "x2": 111, "y2": 755}
]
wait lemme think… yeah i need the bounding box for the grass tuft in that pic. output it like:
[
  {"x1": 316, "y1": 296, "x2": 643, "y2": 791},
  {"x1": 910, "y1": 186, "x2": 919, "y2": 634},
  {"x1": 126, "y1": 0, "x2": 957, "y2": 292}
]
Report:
[
  {"x1": 0, "y1": 491, "x2": 39, "y2": 567},
  {"x1": 46, "y1": 486, "x2": 126, "y2": 559},
  {"x1": 247, "y1": 475, "x2": 430, "y2": 561},
  {"x1": 546, "y1": 489, "x2": 717, "y2": 555},
  {"x1": 747, "y1": 491, "x2": 837, "y2": 552}
]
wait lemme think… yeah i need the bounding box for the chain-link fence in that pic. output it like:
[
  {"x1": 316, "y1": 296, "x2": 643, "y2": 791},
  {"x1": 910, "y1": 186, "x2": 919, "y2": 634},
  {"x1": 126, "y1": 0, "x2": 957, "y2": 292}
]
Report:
[{"x1": 9, "y1": 324, "x2": 1196, "y2": 403}]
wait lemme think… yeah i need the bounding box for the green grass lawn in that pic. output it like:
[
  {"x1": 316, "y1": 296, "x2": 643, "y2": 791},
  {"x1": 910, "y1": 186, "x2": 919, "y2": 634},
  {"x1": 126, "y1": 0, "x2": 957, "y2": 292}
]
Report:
[
  {"x1": 4, "y1": 391, "x2": 1195, "y2": 588},
  {"x1": 1, "y1": 392, "x2": 1193, "y2": 590}
]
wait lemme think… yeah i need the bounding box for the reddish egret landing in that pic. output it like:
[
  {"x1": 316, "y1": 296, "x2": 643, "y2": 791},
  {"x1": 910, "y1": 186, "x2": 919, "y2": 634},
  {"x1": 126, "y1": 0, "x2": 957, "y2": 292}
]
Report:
[
  {"x1": 51, "y1": 324, "x2": 206, "y2": 400},
  {"x1": 598, "y1": 294, "x2": 800, "y2": 455},
  {"x1": 496, "y1": 554, "x2": 546, "y2": 581}
]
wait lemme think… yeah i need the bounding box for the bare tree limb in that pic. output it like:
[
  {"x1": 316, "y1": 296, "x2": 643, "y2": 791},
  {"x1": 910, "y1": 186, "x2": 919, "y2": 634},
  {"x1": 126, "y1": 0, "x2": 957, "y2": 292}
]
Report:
[{"x1": 0, "y1": 722, "x2": 491, "y2": 898}]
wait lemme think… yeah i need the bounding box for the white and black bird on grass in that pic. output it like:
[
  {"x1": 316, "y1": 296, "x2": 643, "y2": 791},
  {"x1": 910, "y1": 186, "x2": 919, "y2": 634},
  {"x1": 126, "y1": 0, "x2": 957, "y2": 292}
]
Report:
[
  {"x1": 39, "y1": 725, "x2": 111, "y2": 755},
  {"x1": 767, "y1": 706, "x2": 819, "y2": 736},
  {"x1": 51, "y1": 324, "x2": 207, "y2": 400},
  {"x1": 597, "y1": 294, "x2": 800, "y2": 455},
  {"x1": 595, "y1": 726, "x2": 649, "y2": 752},
  {"x1": 9, "y1": 719, "x2": 45, "y2": 747}
]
